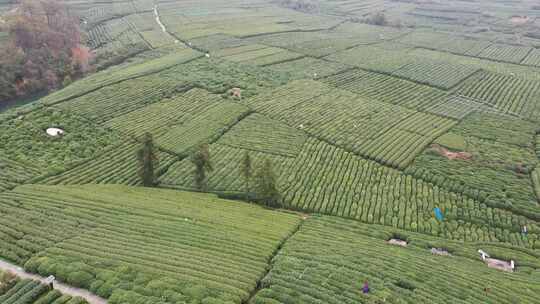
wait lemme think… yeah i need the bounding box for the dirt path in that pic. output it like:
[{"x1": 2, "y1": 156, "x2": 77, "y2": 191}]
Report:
[
  {"x1": 153, "y1": 4, "x2": 181, "y2": 45},
  {"x1": 153, "y1": 5, "x2": 167, "y2": 33},
  {"x1": 0, "y1": 259, "x2": 107, "y2": 304}
]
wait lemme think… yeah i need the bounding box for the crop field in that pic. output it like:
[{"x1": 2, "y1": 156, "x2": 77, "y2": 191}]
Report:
[
  {"x1": 158, "y1": 5, "x2": 344, "y2": 40},
  {"x1": 398, "y1": 31, "x2": 492, "y2": 57},
  {"x1": 453, "y1": 70, "x2": 540, "y2": 118},
  {"x1": 40, "y1": 140, "x2": 177, "y2": 186},
  {"x1": 279, "y1": 138, "x2": 537, "y2": 246},
  {"x1": 105, "y1": 88, "x2": 224, "y2": 138},
  {"x1": 266, "y1": 57, "x2": 350, "y2": 80},
  {"x1": 408, "y1": 112, "x2": 539, "y2": 220},
  {"x1": 320, "y1": 68, "x2": 449, "y2": 109},
  {"x1": 86, "y1": 18, "x2": 133, "y2": 49},
  {"x1": 218, "y1": 113, "x2": 307, "y2": 157},
  {"x1": 246, "y1": 32, "x2": 330, "y2": 49},
  {"x1": 156, "y1": 102, "x2": 250, "y2": 155},
  {"x1": 218, "y1": 45, "x2": 304, "y2": 66},
  {"x1": 2, "y1": 0, "x2": 540, "y2": 302},
  {"x1": 54, "y1": 74, "x2": 179, "y2": 123},
  {"x1": 189, "y1": 33, "x2": 249, "y2": 52},
  {"x1": 477, "y1": 43, "x2": 533, "y2": 64},
  {"x1": 252, "y1": 216, "x2": 540, "y2": 304},
  {"x1": 522, "y1": 48, "x2": 540, "y2": 67},
  {"x1": 0, "y1": 156, "x2": 40, "y2": 192},
  {"x1": 357, "y1": 112, "x2": 457, "y2": 168},
  {"x1": 249, "y1": 24, "x2": 406, "y2": 58},
  {"x1": 40, "y1": 49, "x2": 201, "y2": 106},
  {"x1": 160, "y1": 143, "x2": 292, "y2": 192},
  {"x1": 0, "y1": 272, "x2": 88, "y2": 304},
  {"x1": 244, "y1": 80, "x2": 455, "y2": 168},
  {"x1": 424, "y1": 95, "x2": 502, "y2": 120},
  {"x1": 408, "y1": 48, "x2": 540, "y2": 81},
  {"x1": 325, "y1": 45, "x2": 412, "y2": 73},
  {"x1": 155, "y1": 57, "x2": 291, "y2": 99},
  {"x1": 391, "y1": 60, "x2": 480, "y2": 90},
  {"x1": 0, "y1": 108, "x2": 123, "y2": 175},
  {"x1": 284, "y1": 38, "x2": 363, "y2": 58},
  {"x1": 91, "y1": 31, "x2": 150, "y2": 70},
  {"x1": 0, "y1": 185, "x2": 301, "y2": 303},
  {"x1": 241, "y1": 79, "x2": 334, "y2": 114},
  {"x1": 51, "y1": 58, "x2": 290, "y2": 125}
]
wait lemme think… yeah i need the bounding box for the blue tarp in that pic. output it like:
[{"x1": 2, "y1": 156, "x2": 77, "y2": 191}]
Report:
[{"x1": 434, "y1": 207, "x2": 444, "y2": 221}]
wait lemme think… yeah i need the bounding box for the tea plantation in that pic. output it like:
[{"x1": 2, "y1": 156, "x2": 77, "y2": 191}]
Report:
[
  {"x1": 1, "y1": 0, "x2": 540, "y2": 303},
  {"x1": 0, "y1": 271, "x2": 88, "y2": 304}
]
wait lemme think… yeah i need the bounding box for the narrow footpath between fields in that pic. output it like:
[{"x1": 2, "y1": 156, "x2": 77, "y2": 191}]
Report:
[
  {"x1": 243, "y1": 214, "x2": 308, "y2": 304},
  {"x1": 0, "y1": 259, "x2": 107, "y2": 304}
]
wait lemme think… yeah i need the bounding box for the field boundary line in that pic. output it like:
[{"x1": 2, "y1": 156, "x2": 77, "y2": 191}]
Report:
[
  {"x1": 243, "y1": 216, "x2": 306, "y2": 304},
  {"x1": 240, "y1": 20, "x2": 348, "y2": 39}
]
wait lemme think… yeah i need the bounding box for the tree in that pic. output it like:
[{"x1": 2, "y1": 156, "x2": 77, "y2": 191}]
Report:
[
  {"x1": 240, "y1": 152, "x2": 253, "y2": 201},
  {"x1": 253, "y1": 159, "x2": 281, "y2": 207},
  {"x1": 0, "y1": 0, "x2": 89, "y2": 104},
  {"x1": 191, "y1": 144, "x2": 213, "y2": 191},
  {"x1": 137, "y1": 133, "x2": 158, "y2": 187}
]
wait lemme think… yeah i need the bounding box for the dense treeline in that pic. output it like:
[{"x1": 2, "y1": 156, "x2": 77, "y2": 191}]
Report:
[{"x1": 0, "y1": 0, "x2": 89, "y2": 103}]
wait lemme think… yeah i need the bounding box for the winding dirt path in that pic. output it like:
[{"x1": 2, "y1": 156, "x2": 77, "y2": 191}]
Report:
[
  {"x1": 153, "y1": 5, "x2": 181, "y2": 45},
  {"x1": 0, "y1": 259, "x2": 107, "y2": 304}
]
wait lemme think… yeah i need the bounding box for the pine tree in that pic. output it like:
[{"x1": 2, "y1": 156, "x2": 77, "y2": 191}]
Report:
[
  {"x1": 254, "y1": 159, "x2": 280, "y2": 207},
  {"x1": 137, "y1": 133, "x2": 158, "y2": 187},
  {"x1": 240, "y1": 152, "x2": 253, "y2": 201},
  {"x1": 191, "y1": 144, "x2": 213, "y2": 191}
]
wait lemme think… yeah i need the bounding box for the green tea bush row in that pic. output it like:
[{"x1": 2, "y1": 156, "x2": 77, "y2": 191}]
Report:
[
  {"x1": 279, "y1": 138, "x2": 538, "y2": 246},
  {"x1": 40, "y1": 140, "x2": 177, "y2": 186},
  {"x1": 252, "y1": 216, "x2": 540, "y2": 304},
  {"x1": 454, "y1": 70, "x2": 540, "y2": 118},
  {"x1": 160, "y1": 143, "x2": 291, "y2": 192},
  {"x1": 321, "y1": 68, "x2": 448, "y2": 110},
  {"x1": 105, "y1": 88, "x2": 224, "y2": 138},
  {"x1": 0, "y1": 185, "x2": 300, "y2": 304}
]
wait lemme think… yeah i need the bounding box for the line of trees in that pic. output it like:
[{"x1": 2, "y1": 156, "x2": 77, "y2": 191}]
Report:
[{"x1": 136, "y1": 136, "x2": 281, "y2": 208}]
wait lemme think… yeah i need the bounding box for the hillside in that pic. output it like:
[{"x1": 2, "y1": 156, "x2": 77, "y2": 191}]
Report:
[{"x1": 0, "y1": 0, "x2": 540, "y2": 303}]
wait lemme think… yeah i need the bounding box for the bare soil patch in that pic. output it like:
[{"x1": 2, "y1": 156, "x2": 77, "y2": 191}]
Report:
[
  {"x1": 430, "y1": 144, "x2": 472, "y2": 160},
  {"x1": 510, "y1": 16, "x2": 530, "y2": 25}
]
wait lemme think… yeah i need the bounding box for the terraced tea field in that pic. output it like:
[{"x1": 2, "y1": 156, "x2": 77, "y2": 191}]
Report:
[
  {"x1": 0, "y1": 271, "x2": 89, "y2": 304},
  {"x1": 0, "y1": 185, "x2": 301, "y2": 303},
  {"x1": 1, "y1": 0, "x2": 540, "y2": 303},
  {"x1": 252, "y1": 216, "x2": 540, "y2": 304}
]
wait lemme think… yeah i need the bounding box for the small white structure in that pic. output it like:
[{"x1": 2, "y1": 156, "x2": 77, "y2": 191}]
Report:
[
  {"x1": 387, "y1": 239, "x2": 407, "y2": 247},
  {"x1": 478, "y1": 249, "x2": 490, "y2": 261},
  {"x1": 205, "y1": 53, "x2": 210, "y2": 58},
  {"x1": 486, "y1": 258, "x2": 514, "y2": 272},
  {"x1": 46, "y1": 128, "x2": 64, "y2": 137},
  {"x1": 45, "y1": 275, "x2": 55, "y2": 284},
  {"x1": 45, "y1": 275, "x2": 55, "y2": 289},
  {"x1": 479, "y1": 249, "x2": 515, "y2": 272},
  {"x1": 431, "y1": 248, "x2": 451, "y2": 256}
]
